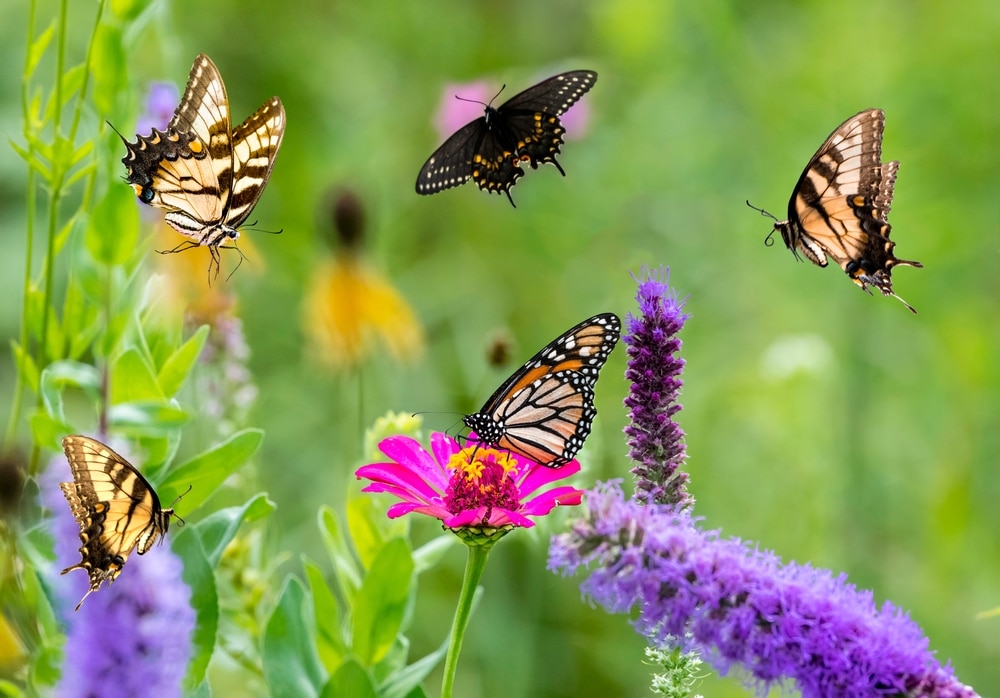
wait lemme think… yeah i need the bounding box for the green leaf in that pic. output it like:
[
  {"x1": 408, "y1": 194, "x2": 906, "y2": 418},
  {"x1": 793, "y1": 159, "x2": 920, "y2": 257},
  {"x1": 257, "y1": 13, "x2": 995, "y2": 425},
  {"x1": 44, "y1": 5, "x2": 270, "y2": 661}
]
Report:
[
  {"x1": 194, "y1": 494, "x2": 275, "y2": 568},
  {"x1": 319, "y1": 507, "x2": 361, "y2": 601},
  {"x1": 379, "y1": 633, "x2": 450, "y2": 698},
  {"x1": 320, "y1": 660, "x2": 377, "y2": 698},
  {"x1": 28, "y1": 411, "x2": 72, "y2": 451},
  {"x1": 85, "y1": 184, "x2": 139, "y2": 267},
  {"x1": 413, "y1": 535, "x2": 456, "y2": 575},
  {"x1": 91, "y1": 23, "x2": 126, "y2": 117},
  {"x1": 107, "y1": 401, "x2": 189, "y2": 432},
  {"x1": 304, "y1": 558, "x2": 348, "y2": 673},
  {"x1": 173, "y1": 528, "x2": 219, "y2": 692},
  {"x1": 158, "y1": 325, "x2": 209, "y2": 398},
  {"x1": 39, "y1": 360, "x2": 101, "y2": 423},
  {"x1": 351, "y1": 537, "x2": 414, "y2": 666},
  {"x1": 262, "y1": 576, "x2": 327, "y2": 698},
  {"x1": 158, "y1": 429, "x2": 263, "y2": 514},
  {"x1": 26, "y1": 21, "x2": 55, "y2": 81},
  {"x1": 111, "y1": 346, "x2": 164, "y2": 404},
  {"x1": 11, "y1": 341, "x2": 41, "y2": 393},
  {"x1": 63, "y1": 274, "x2": 101, "y2": 360}
]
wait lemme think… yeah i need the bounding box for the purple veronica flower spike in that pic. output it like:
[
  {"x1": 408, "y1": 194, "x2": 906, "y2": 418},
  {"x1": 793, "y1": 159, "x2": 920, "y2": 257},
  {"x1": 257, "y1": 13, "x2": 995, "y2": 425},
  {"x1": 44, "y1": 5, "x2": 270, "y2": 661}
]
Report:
[
  {"x1": 624, "y1": 266, "x2": 692, "y2": 507},
  {"x1": 550, "y1": 483, "x2": 979, "y2": 698}
]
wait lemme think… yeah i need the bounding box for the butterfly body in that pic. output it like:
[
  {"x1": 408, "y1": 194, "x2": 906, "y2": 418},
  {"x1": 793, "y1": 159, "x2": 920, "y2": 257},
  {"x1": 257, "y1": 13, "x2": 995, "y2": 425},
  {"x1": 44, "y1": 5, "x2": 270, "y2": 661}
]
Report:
[
  {"x1": 767, "y1": 109, "x2": 922, "y2": 312},
  {"x1": 464, "y1": 313, "x2": 620, "y2": 467},
  {"x1": 59, "y1": 435, "x2": 177, "y2": 611},
  {"x1": 416, "y1": 70, "x2": 597, "y2": 206},
  {"x1": 119, "y1": 53, "x2": 285, "y2": 276}
]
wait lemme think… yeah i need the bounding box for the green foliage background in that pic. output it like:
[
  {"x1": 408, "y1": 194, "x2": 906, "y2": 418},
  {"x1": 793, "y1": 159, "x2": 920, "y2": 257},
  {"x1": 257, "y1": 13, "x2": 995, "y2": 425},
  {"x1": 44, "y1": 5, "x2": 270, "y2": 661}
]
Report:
[{"x1": 0, "y1": 0, "x2": 997, "y2": 695}]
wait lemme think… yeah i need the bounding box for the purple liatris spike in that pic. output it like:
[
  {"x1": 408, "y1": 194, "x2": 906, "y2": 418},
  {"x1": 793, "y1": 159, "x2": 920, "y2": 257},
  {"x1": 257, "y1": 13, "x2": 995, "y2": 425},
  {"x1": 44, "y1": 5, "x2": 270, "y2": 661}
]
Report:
[
  {"x1": 624, "y1": 266, "x2": 692, "y2": 507},
  {"x1": 549, "y1": 482, "x2": 980, "y2": 698}
]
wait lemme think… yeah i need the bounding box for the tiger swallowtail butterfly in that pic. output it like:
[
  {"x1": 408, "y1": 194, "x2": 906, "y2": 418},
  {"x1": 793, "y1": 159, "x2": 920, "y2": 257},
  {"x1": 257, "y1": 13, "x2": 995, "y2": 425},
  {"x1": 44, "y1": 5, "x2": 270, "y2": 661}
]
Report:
[
  {"x1": 59, "y1": 435, "x2": 183, "y2": 611},
  {"x1": 416, "y1": 71, "x2": 597, "y2": 207},
  {"x1": 118, "y1": 53, "x2": 285, "y2": 279},
  {"x1": 751, "y1": 108, "x2": 922, "y2": 312},
  {"x1": 463, "y1": 313, "x2": 620, "y2": 468}
]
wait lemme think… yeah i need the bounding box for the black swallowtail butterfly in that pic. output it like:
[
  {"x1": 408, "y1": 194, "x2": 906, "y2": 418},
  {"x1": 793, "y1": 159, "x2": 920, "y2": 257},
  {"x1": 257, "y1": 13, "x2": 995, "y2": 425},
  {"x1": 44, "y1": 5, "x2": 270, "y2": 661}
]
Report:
[{"x1": 415, "y1": 70, "x2": 597, "y2": 207}]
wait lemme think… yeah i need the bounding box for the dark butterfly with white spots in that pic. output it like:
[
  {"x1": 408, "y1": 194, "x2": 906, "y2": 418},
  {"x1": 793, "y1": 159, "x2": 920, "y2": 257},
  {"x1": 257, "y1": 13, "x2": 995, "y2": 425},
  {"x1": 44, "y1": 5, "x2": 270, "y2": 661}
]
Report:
[
  {"x1": 118, "y1": 53, "x2": 285, "y2": 278},
  {"x1": 750, "y1": 108, "x2": 922, "y2": 312},
  {"x1": 59, "y1": 435, "x2": 183, "y2": 611},
  {"x1": 464, "y1": 313, "x2": 620, "y2": 467},
  {"x1": 416, "y1": 70, "x2": 597, "y2": 207}
]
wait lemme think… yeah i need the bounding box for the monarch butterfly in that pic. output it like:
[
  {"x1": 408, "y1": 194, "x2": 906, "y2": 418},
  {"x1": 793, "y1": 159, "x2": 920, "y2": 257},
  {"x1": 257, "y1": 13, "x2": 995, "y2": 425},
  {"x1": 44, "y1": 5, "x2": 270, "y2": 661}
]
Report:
[
  {"x1": 750, "y1": 108, "x2": 922, "y2": 312},
  {"x1": 59, "y1": 435, "x2": 182, "y2": 611},
  {"x1": 118, "y1": 53, "x2": 286, "y2": 279},
  {"x1": 463, "y1": 313, "x2": 621, "y2": 468},
  {"x1": 415, "y1": 70, "x2": 597, "y2": 207}
]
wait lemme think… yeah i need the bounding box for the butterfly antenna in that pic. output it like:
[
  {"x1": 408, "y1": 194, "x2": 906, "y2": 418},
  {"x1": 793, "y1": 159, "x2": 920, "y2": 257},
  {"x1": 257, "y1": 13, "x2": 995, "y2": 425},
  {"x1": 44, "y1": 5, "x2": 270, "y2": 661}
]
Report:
[
  {"x1": 73, "y1": 588, "x2": 96, "y2": 613},
  {"x1": 747, "y1": 200, "x2": 780, "y2": 246},
  {"x1": 105, "y1": 120, "x2": 131, "y2": 143}
]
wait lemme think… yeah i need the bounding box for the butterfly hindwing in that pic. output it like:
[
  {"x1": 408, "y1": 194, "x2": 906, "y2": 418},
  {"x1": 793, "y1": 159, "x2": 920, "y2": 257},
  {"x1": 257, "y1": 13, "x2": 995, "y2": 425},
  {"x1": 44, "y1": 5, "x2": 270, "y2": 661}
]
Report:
[
  {"x1": 416, "y1": 70, "x2": 597, "y2": 206},
  {"x1": 117, "y1": 53, "x2": 285, "y2": 275},
  {"x1": 59, "y1": 435, "x2": 174, "y2": 611},
  {"x1": 771, "y1": 108, "x2": 922, "y2": 311},
  {"x1": 464, "y1": 313, "x2": 621, "y2": 467}
]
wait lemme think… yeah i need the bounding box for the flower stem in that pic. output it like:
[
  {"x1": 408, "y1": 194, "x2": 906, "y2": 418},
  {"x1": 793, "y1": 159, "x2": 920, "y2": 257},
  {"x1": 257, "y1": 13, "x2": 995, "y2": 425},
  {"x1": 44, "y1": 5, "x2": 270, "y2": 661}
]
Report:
[{"x1": 440, "y1": 543, "x2": 491, "y2": 698}]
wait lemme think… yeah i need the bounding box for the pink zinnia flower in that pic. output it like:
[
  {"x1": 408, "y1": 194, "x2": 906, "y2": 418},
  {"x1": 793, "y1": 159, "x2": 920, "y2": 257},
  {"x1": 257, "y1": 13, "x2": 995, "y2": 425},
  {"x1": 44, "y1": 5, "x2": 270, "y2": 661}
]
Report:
[{"x1": 357, "y1": 432, "x2": 583, "y2": 531}]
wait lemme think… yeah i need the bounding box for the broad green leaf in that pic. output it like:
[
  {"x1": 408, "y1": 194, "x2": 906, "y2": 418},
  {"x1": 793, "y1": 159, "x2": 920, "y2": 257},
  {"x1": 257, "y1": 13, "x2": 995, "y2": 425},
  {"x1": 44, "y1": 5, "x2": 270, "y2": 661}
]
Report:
[
  {"x1": 110, "y1": 347, "x2": 163, "y2": 404},
  {"x1": 39, "y1": 360, "x2": 101, "y2": 423},
  {"x1": 194, "y1": 494, "x2": 275, "y2": 568},
  {"x1": 262, "y1": 576, "x2": 327, "y2": 698},
  {"x1": 158, "y1": 325, "x2": 209, "y2": 398},
  {"x1": 304, "y1": 558, "x2": 347, "y2": 673},
  {"x1": 91, "y1": 24, "x2": 126, "y2": 117},
  {"x1": 320, "y1": 660, "x2": 377, "y2": 698},
  {"x1": 85, "y1": 184, "x2": 139, "y2": 267},
  {"x1": 28, "y1": 411, "x2": 72, "y2": 451},
  {"x1": 11, "y1": 341, "x2": 41, "y2": 393},
  {"x1": 107, "y1": 401, "x2": 189, "y2": 432},
  {"x1": 111, "y1": 0, "x2": 156, "y2": 23},
  {"x1": 158, "y1": 429, "x2": 263, "y2": 514},
  {"x1": 182, "y1": 678, "x2": 212, "y2": 698},
  {"x1": 351, "y1": 537, "x2": 414, "y2": 666},
  {"x1": 347, "y1": 493, "x2": 407, "y2": 570},
  {"x1": 173, "y1": 528, "x2": 218, "y2": 692},
  {"x1": 379, "y1": 632, "x2": 450, "y2": 698},
  {"x1": 319, "y1": 507, "x2": 361, "y2": 601}
]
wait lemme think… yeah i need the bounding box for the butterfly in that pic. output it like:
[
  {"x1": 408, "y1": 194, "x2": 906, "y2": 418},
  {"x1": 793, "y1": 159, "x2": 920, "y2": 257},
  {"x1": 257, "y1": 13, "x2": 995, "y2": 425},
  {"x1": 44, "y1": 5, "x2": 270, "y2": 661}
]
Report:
[
  {"x1": 463, "y1": 313, "x2": 621, "y2": 468},
  {"x1": 415, "y1": 70, "x2": 597, "y2": 207},
  {"x1": 59, "y1": 434, "x2": 182, "y2": 611},
  {"x1": 750, "y1": 108, "x2": 922, "y2": 312},
  {"x1": 118, "y1": 53, "x2": 286, "y2": 278}
]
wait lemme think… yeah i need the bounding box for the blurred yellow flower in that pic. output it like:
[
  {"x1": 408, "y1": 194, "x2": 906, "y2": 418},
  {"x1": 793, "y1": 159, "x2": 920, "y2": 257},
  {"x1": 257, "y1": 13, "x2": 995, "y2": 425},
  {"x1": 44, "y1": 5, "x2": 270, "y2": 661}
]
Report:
[{"x1": 303, "y1": 188, "x2": 423, "y2": 370}]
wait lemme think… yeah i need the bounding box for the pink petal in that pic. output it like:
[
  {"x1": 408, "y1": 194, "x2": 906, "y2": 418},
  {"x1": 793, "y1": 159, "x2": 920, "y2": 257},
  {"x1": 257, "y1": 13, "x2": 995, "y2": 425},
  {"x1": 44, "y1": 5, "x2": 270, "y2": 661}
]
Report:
[
  {"x1": 517, "y1": 459, "x2": 581, "y2": 497},
  {"x1": 356, "y1": 462, "x2": 443, "y2": 503},
  {"x1": 521, "y1": 485, "x2": 584, "y2": 516},
  {"x1": 378, "y1": 436, "x2": 449, "y2": 488},
  {"x1": 430, "y1": 431, "x2": 461, "y2": 471}
]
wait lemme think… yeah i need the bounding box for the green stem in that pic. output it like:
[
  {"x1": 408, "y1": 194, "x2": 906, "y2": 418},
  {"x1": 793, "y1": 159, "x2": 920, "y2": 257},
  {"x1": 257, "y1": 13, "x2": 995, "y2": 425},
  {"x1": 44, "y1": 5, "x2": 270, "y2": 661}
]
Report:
[{"x1": 440, "y1": 543, "x2": 492, "y2": 698}]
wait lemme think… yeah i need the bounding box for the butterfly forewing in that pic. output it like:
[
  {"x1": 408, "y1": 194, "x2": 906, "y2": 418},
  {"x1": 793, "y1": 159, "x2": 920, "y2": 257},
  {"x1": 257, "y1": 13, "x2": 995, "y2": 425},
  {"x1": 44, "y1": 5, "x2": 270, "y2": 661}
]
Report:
[
  {"x1": 60, "y1": 435, "x2": 173, "y2": 610},
  {"x1": 415, "y1": 70, "x2": 597, "y2": 205},
  {"x1": 464, "y1": 313, "x2": 620, "y2": 467},
  {"x1": 770, "y1": 108, "x2": 922, "y2": 311}
]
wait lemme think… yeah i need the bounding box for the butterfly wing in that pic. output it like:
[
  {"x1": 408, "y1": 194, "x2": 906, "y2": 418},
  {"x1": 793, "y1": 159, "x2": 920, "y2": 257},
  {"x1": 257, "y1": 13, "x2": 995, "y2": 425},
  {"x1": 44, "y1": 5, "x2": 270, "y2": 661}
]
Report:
[
  {"x1": 59, "y1": 435, "x2": 172, "y2": 610},
  {"x1": 774, "y1": 109, "x2": 922, "y2": 310},
  {"x1": 224, "y1": 96, "x2": 286, "y2": 229},
  {"x1": 464, "y1": 313, "x2": 621, "y2": 467}
]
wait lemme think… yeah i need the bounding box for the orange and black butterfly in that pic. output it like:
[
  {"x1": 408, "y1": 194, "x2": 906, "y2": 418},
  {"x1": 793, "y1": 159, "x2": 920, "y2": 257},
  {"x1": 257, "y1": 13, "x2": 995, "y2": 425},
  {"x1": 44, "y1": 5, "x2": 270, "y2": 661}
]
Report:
[
  {"x1": 751, "y1": 108, "x2": 922, "y2": 312},
  {"x1": 463, "y1": 313, "x2": 620, "y2": 468}
]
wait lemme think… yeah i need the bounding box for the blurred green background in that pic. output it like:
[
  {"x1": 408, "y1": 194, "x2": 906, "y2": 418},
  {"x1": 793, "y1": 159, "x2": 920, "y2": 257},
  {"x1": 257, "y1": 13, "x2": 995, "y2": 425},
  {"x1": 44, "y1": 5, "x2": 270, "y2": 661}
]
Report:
[{"x1": 2, "y1": 0, "x2": 997, "y2": 695}]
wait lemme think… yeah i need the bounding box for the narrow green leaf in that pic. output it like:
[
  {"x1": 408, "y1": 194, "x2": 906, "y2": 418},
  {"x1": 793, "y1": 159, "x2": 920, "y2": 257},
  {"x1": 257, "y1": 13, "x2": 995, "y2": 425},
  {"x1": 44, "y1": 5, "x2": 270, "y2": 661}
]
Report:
[
  {"x1": 173, "y1": 528, "x2": 219, "y2": 692},
  {"x1": 320, "y1": 660, "x2": 377, "y2": 698},
  {"x1": 352, "y1": 537, "x2": 414, "y2": 666},
  {"x1": 379, "y1": 633, "x2": 450, "y2": 698},
  {"x1": 91, "y1": 24, "x2": 126, "y2": 117},
  {"x1": 318, "y1": 507, "x2": 361, "y2": 601},
  {"x1": 26, "y1": 22, "x2": 55, "y2": 80},
  {"x1": 85, "y1": 184, "x2": 139, "y2": 267},
  {"x1": 194, "y1": 494, "x2": 275, "y2": 568},
  {"x1": 412, "y1": 535, "x2": 457, "y2": 575},
  {"x1": 11, "y1": 341, "x2": 41, "y2": 393},
  {"x1": 39, "y1": 360, "x2": 101, "y2": 423},
  {"x1": 107, "y1": 401, "x2": 189, "y2": 432},
  {"x1": 262, "y1": 576, "x2": 327, "y2": 698},
  {"x1": 304, "y1": 558, "x2": 348, "y2": 673},
  {"x1": 158, "y1": 325, "x2": 209, "y2": 398},
  {"x1": 158, "y1": 429, "x2": 263, "y2": 514}
]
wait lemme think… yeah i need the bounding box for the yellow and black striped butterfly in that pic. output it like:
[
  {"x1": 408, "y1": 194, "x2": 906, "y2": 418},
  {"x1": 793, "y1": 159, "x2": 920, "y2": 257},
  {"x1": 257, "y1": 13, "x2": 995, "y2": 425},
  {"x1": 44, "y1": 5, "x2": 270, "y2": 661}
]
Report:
[
  {"x1": 416, "y1": 70, "x2": 597, "y2": 207},
  {"x1": 751, "y1": 108, "x2": 922, "y2": 312},
  {"x1": 463, "y1": 313, "x2": 620, "y2": 468},
  {"x1": 59, "y1": 435, "x2": 181, "y2": 611},
  {"x1": 118, "y1": 53, "x2": 286, "y2": 278}
]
